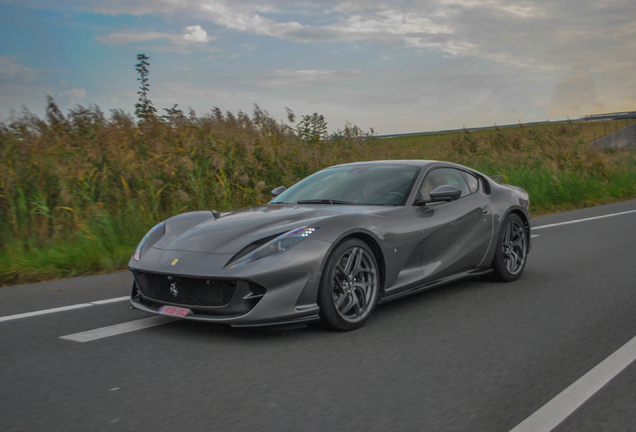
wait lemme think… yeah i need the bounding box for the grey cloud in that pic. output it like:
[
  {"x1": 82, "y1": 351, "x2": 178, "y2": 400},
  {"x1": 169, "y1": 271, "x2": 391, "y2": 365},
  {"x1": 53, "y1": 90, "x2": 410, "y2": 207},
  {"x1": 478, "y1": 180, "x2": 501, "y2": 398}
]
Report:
[
  {"x1": 9, "y1": 0, "x2": 635, "y2": 131},
  {"x1": 95, "y1": 26, "x2": 216, "y2": 53},
  {"x1": 11, "y1": 0, "x2": 204, "y2": 15},
  {"x1": 0, "y1": 57, "x2": 40, "y2": 115},
  {"x1": 547, "y1": 69, "x2": 604, "y2": 119},
  {"x1": 59, "y1": 88, "x2": 87, "y2": 105},
  {"x1": 18, "y1": 0, "x2": 636, "y2": 73},
  {"x1": 284, "y1": 27, "x2": 343, "y2": 42},
  {"x1": 443, "y1": 0, "x2": 636, "y2": 72},
  {"x1": 95, "y1": 31, "x2": 173, "y2": 46},
  {"x1": 0, "y1": 57, "x2": 49, "y2": 120},
  {"x1": 196, "y1": 0, "x2": 636, "y2": 76},
  {"x1": 0, "y1": 56, "x2": 37, "y2": 84},
  {"x1": 250, "y1": 68, "x2": 363, "y2": 89}
]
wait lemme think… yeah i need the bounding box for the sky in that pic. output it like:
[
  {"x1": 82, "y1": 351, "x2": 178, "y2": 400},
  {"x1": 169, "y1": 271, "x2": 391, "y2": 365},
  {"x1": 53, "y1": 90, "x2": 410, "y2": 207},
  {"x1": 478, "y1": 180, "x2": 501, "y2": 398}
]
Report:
[{"x1": 1, "y1": 0, "x2": 635, "y2": 134}]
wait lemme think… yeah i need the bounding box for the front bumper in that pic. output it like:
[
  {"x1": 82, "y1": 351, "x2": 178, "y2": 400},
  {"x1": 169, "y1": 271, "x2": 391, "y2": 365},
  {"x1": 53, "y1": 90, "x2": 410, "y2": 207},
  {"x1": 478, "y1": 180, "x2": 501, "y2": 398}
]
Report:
[
  {"x1": 128, "y1": 238, "x2": 330, "y2": 326},
  {"x1": 130, "y1": 275, "x2": 320, "y2": 326}
]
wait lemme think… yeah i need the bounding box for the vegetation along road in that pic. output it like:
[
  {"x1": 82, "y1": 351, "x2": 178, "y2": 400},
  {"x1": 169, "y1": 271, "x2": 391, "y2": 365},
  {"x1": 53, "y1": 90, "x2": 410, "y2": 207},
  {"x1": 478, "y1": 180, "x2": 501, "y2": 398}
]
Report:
[{"x1": 1, "y1": 103, "x2": 636, "y2": 285}]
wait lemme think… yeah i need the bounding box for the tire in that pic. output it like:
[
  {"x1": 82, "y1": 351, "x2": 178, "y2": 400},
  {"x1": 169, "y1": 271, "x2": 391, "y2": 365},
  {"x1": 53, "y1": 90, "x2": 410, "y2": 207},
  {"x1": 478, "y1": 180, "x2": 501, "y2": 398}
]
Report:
[
  {"x1": 318, "y1": 239, "x2": 380, "y2": 331},
  {"x1": 491, "y1": 213, "x2": 528, "y2": 282}
]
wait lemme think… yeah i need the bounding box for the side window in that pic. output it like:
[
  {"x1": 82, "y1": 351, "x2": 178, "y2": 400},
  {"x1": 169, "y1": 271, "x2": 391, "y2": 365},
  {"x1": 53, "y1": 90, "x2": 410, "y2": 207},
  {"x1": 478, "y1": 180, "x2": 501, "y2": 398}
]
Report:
[
  {"x1": 419, "y1": 168, "x2": 471, "y2": 200},
  {"x1": 460, "y1": 171, "x2": 479, "y2": 194}
]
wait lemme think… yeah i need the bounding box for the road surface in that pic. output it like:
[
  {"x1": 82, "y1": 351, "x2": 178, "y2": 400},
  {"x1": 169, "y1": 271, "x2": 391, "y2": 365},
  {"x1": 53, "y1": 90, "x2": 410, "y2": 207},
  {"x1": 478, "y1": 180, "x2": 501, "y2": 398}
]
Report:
[{"x1": 2, "y1": 200, "x2": 636, "y2": 431}]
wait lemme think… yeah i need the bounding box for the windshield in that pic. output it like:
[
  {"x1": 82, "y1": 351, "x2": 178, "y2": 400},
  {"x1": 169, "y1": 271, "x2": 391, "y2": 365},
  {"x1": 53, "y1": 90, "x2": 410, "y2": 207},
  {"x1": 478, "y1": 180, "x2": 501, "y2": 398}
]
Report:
[{"x1": 271, "y1": 164, "x2": 421, "y2": 206}]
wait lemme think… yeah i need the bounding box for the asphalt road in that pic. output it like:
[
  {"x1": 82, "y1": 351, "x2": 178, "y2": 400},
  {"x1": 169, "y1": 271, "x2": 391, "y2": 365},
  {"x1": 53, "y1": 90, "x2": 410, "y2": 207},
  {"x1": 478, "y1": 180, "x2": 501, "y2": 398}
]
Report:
[{"x1": 2, "y1": 200, "x2": 636, "y2": 432}]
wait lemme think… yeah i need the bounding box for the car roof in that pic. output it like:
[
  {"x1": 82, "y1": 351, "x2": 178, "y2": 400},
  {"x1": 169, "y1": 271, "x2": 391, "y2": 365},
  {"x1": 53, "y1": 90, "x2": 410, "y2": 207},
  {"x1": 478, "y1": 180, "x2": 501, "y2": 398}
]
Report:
[
  {"x1": 330, "y1": 160, "x2": 435, "y2": 168},
  {"x1": 327, "y1": 160, "x2": 490, "y2": 184},
  {"x1": 328, "y1": 160, "x2": 473, "y2": 170}
]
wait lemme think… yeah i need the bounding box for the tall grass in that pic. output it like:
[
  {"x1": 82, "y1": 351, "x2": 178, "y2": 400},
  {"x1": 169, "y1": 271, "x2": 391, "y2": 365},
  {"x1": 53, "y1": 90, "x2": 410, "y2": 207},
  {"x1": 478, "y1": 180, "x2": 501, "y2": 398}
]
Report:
[
  {"x1": 0, "y1": 101, "x2": 372, "y2": 284},
  {"x1": 1, "y1": 101, "x2": 635, "y2": 285}
]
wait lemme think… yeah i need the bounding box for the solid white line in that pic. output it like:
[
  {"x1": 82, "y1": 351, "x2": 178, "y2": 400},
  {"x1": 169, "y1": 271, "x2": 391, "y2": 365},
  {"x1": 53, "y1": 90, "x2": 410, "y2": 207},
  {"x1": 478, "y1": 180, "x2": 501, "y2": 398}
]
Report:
[
  {"x1": 531, "y1": 235, "x2": 539, "y2": 238},
  {"x1": 509, "y1": 334, "x2": 636, "y2": 432},
  {"x1": 0, "y1": 296, "x2": 130, "y2": 323},
  {"x1": 60, "y1": 316, "x2": 174, "y2": 343},
  {"x1": 0, "y1": 303, "x2": 93, "y2": 323},
  {"x1": 533, "y1": 209, "x2": 636, "y2": 230},
  {"x1": 91, "y1": 296, "x2": 129, "y2": 305}
]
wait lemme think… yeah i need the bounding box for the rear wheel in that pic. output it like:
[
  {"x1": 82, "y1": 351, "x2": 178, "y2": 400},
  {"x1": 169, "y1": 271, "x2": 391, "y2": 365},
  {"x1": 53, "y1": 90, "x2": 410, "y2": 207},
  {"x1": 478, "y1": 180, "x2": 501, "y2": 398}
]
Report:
[
  {"x1": 491, "y1": 213, "x2": 528, "y2": 281},
  {"x1": 318, "y1": 239, "x2": 379, "y2": 331}
]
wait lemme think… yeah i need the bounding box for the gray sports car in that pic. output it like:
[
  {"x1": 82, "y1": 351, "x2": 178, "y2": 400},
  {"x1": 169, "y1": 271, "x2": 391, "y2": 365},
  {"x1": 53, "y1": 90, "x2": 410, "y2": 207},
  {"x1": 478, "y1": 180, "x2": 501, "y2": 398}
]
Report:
[{"x1": 129, "y1": 160, "x2": 530, "y2": 331}]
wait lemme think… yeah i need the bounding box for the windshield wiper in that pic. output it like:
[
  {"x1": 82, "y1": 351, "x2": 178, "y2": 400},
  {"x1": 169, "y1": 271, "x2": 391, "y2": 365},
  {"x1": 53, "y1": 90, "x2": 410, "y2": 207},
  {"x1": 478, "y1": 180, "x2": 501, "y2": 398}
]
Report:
[{"x1": 296, "y1": 199, "x2": 358, "y2": 205}]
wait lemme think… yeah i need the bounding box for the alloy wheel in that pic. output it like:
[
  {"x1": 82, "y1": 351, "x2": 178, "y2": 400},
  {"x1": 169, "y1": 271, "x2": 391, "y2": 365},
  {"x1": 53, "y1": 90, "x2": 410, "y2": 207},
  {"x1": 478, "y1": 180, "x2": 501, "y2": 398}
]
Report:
[{"x1": 331, "y1": 246, "x2": 378, "y2": 323}]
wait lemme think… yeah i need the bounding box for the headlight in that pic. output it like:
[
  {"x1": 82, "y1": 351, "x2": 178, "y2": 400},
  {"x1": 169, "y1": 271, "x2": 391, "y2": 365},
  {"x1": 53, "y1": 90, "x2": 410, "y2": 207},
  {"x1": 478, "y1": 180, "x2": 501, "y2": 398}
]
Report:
[
  {"x1": 226, "y1": 226, "x2": 318, "y2": 268},
  {"x1": 133, "y1": 221, "x2": 165, "y2": 261}
]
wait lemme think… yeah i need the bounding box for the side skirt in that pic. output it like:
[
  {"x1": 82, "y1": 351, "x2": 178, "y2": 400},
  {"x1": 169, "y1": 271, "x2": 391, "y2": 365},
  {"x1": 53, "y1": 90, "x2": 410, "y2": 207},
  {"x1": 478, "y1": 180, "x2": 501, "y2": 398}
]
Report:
[
  {"x1": 231, "y1": 315, "x2": 320, "y2": 328},
  {"x1": 378, "y1": 268, "x2": 493, "y2": 304}
]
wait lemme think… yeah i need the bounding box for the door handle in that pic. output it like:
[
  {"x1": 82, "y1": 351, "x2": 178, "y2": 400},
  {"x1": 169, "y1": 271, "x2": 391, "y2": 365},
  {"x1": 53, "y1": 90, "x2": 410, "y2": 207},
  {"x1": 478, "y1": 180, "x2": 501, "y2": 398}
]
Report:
[{"x1": 481, "y1": 206, "x2": 490, "y2": 215}]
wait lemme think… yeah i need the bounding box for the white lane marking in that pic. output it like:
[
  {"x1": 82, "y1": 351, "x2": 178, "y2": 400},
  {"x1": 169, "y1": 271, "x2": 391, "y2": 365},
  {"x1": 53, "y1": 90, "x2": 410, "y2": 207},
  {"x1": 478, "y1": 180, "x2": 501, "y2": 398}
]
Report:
[
  {"x1": 0, "y1": 296, "x2": 129, "y2": 323},
  {"x1": 60, "y1": 316, "x2": 174, "y2": 343},
  {"x1": 533, "y1": 209, "x2": 636, "y2": 231},
  {"x1": 0, "y1": 303, "x2": 93, "y2": 323},
  {"x1": 509, "y1": 334, "x2": 636, "y2": 432},
  {"x1": 531, "y1": 235, "x2": 539, "y2": 238},
  {"x1": 91, "y1": 296, "x2": 129, "y2": 305}
]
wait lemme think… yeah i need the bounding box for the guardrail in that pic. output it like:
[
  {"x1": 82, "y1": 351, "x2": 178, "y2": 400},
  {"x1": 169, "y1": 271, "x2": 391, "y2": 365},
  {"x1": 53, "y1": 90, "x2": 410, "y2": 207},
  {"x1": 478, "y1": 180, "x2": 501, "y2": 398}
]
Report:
[
  {"x1": 375, "y1": 111, "x2": 636, "y2": 139},
  {"x1": 583, "y1": 111, "x2": 636, "y2": 121}
]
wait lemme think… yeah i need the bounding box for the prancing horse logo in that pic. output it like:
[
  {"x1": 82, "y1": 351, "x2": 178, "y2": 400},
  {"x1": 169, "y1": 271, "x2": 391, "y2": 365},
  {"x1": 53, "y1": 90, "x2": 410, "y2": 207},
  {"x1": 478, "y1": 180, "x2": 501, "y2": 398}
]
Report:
[{"x1": 170, "y1": 282, "x2": 178, "y2": 297}]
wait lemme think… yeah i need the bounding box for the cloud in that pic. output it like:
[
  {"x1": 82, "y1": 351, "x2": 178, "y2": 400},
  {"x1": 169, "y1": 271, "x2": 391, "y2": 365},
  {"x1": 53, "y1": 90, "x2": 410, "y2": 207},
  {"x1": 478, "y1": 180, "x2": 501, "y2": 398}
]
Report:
[
  {"x1": 0, "y1": 56, "x2": 39, "y2": 110},
  {"x1": 153, "y1": 81, "x2": 261, "y2": 109},
  {"x1": 8, "y1": 0, "x2": 636, "y2": 131},
  {"x1": 192, "y1": 0, "x2": 636, "y2": 75},
  {"x1": 14, "y1": 0, "x2": 205, "y2": 16},
  {"x1": 18, "y1": 1, "x2": 636, "y2": 72},
  {"x1": 0, "y1": 57, "x2": 89, "y2": 120},
  {"x1": 96, "y1": 25, "x2": 215, "y2": 52},
  {"x1": 438, "y1": 0, "x2": 547, "y2": 19},
  {"x1": 328, "y1": 9, "x2": 453, "y2": 39},
  {"x1": 250, "y1": 69, "x2": 363, "y2": 89},
  {"x1": 201, "y1": 2, "x2": 303, "y2": 38},
  {"x1": 547, "y1": 69, "x2": 604, "y2": 119},
  {"x1": 200, "y1": 2, "x2": 453, "y2": 47},
  {"x1": 0, "y1": 55, "x2": 37, "y2": 84},
  {"x1": 183, "y1": 25, "x2": 211, "y2": 42},
  {"x1": 96, "y1": 31, "x2": 172, "y2": 46},
  {"x1": 59, "y1": 88, "x2": 87, "y2": 104}
]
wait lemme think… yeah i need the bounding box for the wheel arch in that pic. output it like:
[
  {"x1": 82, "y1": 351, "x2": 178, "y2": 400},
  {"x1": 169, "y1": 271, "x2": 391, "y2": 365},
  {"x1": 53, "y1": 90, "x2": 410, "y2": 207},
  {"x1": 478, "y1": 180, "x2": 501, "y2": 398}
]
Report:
[
  {"x1": 506, "y1": 208, "x2": 531, "y2": 252},
  {"x1": 342, "y1": 232, "x2": 387, "y2": 290},
  {"x1": 316, "y1": 232, "x2": 385, "y2": 330}
]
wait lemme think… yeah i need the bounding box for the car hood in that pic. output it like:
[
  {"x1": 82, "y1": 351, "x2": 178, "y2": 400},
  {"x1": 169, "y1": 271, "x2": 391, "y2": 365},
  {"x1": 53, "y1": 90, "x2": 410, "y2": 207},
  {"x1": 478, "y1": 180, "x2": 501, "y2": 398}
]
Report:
[{"x1": 153, "y1": 204, "x2": 375, "y2": 254}]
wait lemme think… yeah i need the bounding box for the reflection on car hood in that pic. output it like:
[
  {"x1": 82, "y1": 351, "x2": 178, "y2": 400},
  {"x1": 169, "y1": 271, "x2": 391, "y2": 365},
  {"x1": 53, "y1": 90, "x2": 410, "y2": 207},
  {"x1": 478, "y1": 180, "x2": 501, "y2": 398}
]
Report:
[{"x1": 152, "y1": 204, "x2": 376, "y2": 254}]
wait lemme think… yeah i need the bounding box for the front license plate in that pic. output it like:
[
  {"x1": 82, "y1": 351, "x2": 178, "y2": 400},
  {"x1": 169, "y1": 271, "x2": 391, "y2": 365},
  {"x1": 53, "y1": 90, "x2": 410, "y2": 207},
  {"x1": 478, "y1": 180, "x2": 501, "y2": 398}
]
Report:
[{"x1": 158, "y1": 305, "x2": 192, "y2": 317}]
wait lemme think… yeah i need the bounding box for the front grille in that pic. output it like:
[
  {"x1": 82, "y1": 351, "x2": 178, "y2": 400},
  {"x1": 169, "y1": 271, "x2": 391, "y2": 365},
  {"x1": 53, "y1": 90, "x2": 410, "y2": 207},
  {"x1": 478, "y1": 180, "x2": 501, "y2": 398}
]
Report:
[{"x1": 133, "y1": 271, "x2": 236, "y2": 307}]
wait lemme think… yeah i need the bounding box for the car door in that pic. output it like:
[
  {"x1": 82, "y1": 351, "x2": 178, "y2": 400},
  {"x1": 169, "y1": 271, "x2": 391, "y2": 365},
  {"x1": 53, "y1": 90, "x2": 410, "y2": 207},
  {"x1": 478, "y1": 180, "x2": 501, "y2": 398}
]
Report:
[{"x1": 418, "y1": 168, "x2": 493, "y2": 281}]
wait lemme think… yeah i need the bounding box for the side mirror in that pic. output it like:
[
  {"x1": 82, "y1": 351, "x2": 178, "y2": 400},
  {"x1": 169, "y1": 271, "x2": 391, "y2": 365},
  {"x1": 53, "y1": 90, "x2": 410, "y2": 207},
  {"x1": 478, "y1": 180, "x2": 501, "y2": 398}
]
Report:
[
  {"x1": 429, "y1": 185, "x2": 462, "y2": 202},
  {"x1": 271, "y1": 186, "x2": 287, "y2": 197}
]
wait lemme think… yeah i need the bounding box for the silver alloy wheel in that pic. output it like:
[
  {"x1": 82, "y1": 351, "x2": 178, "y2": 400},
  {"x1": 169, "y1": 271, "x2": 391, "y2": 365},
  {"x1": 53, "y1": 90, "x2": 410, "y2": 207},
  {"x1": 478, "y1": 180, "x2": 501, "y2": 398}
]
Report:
[
  {"x1": 501, "y1": 219, "x2": 527, "y2": 275},
  {"x1": 331, "y1": 246, "x2": 378, "y2": 323}
]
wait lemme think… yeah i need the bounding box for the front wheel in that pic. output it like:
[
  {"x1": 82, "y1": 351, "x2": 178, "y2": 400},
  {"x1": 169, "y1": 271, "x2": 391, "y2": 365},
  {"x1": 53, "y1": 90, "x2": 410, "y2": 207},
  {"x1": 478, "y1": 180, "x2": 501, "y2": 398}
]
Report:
[
  {"x1": 318, "y1": 239, "x2": 380, "y2": 331},
  {"x1": 491, "y1": 214, "x2": 528, "y2": 282}
]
